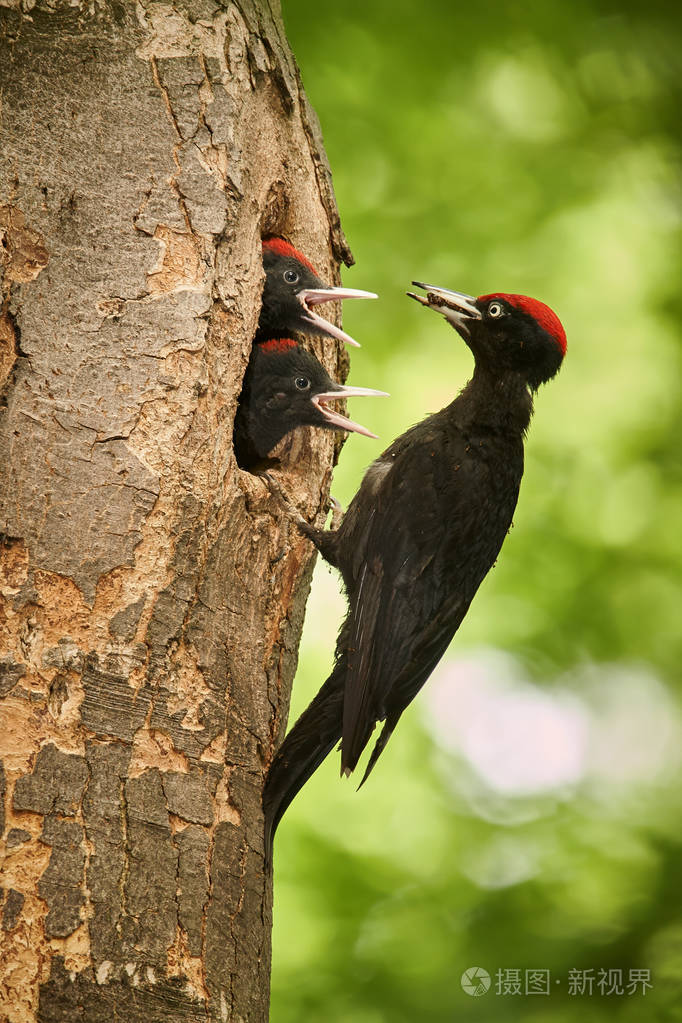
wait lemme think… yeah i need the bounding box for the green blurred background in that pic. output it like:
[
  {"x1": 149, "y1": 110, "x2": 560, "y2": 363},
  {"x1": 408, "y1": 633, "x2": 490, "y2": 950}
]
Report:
[{"x1": 271, "y1": 1, "x2": 682, "y2": 1020}]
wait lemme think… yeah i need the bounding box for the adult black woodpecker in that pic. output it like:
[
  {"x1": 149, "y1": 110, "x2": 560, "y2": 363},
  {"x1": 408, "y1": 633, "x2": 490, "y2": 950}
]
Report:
[
  {"x1": 257, "y1": 238, "x2": 377, "y2": 348},
  {"x1": 233, "y1": 338, "x2": 388, "y2": 469},
  {"x1": 262, "y1": 285, "x2": 566, "y2": 862}
]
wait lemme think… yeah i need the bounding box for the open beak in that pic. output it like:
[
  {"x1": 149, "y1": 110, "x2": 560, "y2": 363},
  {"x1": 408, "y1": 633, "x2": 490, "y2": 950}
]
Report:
[
  {"x1": 407, "y1": 281, "x2": 482, "y2": 337},
  {"x1": 311, "y1": 384, "x2": 388, "y2": 439},
  {"x1": 298, "y1": 287, "x2": 378, "y2": 348}
]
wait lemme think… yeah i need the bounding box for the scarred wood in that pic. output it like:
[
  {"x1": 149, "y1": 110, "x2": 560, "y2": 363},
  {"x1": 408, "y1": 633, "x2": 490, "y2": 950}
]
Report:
[{"x1": 0, "y1": 1, "x2": 350, "y2": 1019}]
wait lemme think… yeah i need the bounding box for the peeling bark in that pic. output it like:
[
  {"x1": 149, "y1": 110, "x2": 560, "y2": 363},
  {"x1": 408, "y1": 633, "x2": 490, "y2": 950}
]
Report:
[{"x1": 0, "y1": 2, "x2": 350, "y2": 1020}]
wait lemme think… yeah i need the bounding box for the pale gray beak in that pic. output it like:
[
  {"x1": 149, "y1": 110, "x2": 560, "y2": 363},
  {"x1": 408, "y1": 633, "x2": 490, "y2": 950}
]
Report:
[
  {"x1": 311, "y1": 384, "x2": 388, "y2": 439},
  {"x1": 408, "y1": 281, "x2": 482, "y2": 337},
  {"x1": 298, "y1": 287, "x2": 378, "y2": 349}
]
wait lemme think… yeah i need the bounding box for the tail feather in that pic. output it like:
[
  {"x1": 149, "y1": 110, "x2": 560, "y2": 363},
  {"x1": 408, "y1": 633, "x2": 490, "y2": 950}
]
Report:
[
  {"x1": 263, "y1": 665, "x2": 344, "y2": 867},
  {"x1": 340, "y1": 715, "x2": 376, "y2": 777},
  {"x1": 356, "y1": 713, "x2": 399, "y2": 790}
]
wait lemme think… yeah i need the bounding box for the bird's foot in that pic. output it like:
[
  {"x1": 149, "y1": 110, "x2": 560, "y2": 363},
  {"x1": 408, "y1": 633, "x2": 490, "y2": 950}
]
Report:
[
  {"x1": 328, "y1": 495, "x2": 344, "y2": 531},
  {"x1": 258, "y1": 472, "x2": 309, "y2": 533}
]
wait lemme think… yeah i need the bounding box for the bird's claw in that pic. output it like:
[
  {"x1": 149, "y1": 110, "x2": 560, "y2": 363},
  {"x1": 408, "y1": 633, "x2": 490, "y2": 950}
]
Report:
[
  {"x1": 328, "y1": 495, "x2": 344, "y2": 530},
  {"x1": 258, "y1": 470, "x2": 283, "y2": 501},
  {"x1": 258, "y1": 472, "x2": 309, "y2": 532},
  {"x1": 258, "y1": 470, "x2": 292, "y2": 510}
]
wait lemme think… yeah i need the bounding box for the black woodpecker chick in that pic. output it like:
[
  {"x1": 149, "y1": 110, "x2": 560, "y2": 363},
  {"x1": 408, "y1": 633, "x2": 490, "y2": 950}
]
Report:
[
  {"x1": 263, "y1": 285, "x2": 566, "y2": 861},
  {"x1": 257, "y1": 238, "x2": 377, "y2": 348},
  {"x1": 233, "y1": 339, "x2": 387, "y2": 469}
]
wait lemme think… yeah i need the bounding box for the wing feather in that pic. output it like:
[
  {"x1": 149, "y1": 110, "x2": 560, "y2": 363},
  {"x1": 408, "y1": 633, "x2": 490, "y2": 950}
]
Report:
[{"x1": 339, "y1": 427, "x2": 483, "y2": 773}]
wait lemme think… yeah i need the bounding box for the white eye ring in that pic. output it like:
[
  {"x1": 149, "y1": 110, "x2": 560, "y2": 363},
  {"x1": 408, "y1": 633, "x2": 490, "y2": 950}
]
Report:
[
  {"x1": 488, "y1": 302, "x2": 504, "y2": 318},
  {"x1": 295, "y1": 376, "x2": 310, "y2": 390}
]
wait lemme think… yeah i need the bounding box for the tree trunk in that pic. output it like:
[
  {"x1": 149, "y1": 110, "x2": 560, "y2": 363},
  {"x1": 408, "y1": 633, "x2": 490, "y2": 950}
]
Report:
[{"x1": 0, "y1": 2, "x2": 350, "y2": 1020}]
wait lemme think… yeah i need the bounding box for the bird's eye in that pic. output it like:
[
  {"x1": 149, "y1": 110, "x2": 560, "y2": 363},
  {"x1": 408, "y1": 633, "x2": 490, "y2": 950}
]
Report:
[
  {"x1": 283, "y1": 269, "x2": 299, "y2": 284},
  {"x1": 488, "y1": 302, "x2": 504, "y2": 318},
  {"x1": 295, "y1": 376, "x2": 310, "y2": 390}
]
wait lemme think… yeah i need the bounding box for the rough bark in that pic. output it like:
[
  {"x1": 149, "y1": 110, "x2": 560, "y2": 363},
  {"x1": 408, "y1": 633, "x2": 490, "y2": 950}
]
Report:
[{"x1": 0, "y1": 2, "x2": 350, "y2": 1020}]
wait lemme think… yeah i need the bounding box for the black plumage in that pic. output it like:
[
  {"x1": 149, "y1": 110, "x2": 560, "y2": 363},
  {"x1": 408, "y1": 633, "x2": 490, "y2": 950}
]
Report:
[
  {"x1": 257, "y1": 238, "x2": 377, "y2": 349},
  {"x1": 263, "y1": 284, "x2": 567, "y2": 862},
  {"x1": 233, "y1": 339, "x2": 386, "y2": 469}
]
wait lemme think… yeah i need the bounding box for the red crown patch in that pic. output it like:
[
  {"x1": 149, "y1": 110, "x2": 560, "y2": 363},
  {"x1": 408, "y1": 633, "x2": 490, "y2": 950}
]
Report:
[
  {"x1": 259, "y1": 338, "x2": 298, "y2": 353},
  {"x1": 262, "y1": 238, "x2": 317, "y2": 275},
  {"x1": 479, "y1": 293, "x2": 566, "y2": 354}
]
